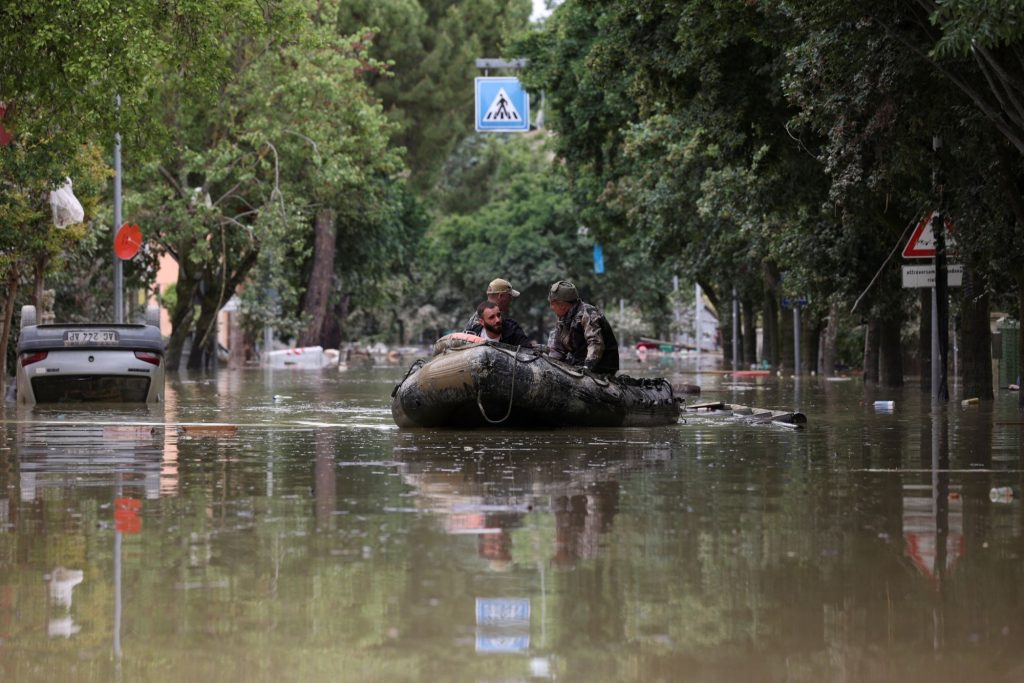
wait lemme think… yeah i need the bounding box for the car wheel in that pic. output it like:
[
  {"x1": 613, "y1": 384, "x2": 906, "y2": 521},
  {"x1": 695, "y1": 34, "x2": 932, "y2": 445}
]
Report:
[{"x1": 20, "y1": 305, "x2": 36, "y2": 329}]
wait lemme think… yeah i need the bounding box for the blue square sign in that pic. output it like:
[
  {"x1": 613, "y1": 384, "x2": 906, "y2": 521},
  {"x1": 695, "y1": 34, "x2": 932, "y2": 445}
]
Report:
[{"x1": 475, "y1": 77, "x2": 530, "y2": 132}]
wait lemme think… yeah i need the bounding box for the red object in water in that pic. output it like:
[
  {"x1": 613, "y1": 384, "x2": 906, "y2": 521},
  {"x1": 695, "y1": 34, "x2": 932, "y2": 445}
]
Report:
[
  {"x1": 114, "y1": 223, "x2": 143, "y2": 260},
  {"x1": 114, "y1": 497, "x2": 142, "y2": 534},
  {"x1": 732, "y1": 370, "x2": 772, "y2": 377}
]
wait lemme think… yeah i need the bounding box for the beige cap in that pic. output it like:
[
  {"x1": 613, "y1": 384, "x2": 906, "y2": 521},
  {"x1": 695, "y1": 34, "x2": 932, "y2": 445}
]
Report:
[{"x1": 486, "y1": 278, "x2": 520, "y2": 297}]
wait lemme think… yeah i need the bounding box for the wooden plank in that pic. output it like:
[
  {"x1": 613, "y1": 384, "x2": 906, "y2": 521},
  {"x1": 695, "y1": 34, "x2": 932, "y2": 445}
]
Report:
[{"x1": 685, "y1": 401, "x2": 726, "y2": 411}]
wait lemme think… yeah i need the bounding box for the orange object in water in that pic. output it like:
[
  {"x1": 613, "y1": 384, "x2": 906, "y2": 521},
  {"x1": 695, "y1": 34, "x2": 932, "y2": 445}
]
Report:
[{"x1": 114, "y1": 497, "x2": 142, "y2": 534}]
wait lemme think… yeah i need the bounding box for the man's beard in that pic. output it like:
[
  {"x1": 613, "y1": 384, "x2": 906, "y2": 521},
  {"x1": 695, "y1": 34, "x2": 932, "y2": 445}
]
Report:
[{"x1": 483, "y1": 321, "x2": 502, "y2": 336}]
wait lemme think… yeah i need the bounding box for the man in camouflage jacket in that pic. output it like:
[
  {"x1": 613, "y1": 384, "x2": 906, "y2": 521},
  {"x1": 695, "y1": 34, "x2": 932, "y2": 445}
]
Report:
[{"x1": 547, "y1": 280, "x2": 619, "y2": 375}]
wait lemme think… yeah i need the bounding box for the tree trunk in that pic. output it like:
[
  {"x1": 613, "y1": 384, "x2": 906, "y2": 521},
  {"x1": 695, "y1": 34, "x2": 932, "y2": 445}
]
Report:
[
  {"x1": 32, "y1": 256, "x2": 46, "y2": 310},
  {"x1": 820, "y1": 302, "x2": 839, "y2": 376},
  {"x1": 165, "y1": 279, "x2": 198, "y2": 372},
  {"x1": 878, "y1": 312, "x2": 904, "y2": 387},
  {"x1": 720, "y1": 299, "x2": 734, "y2": 369},
  {"x1": 959, "y1": 269, "x2": 993, "y2": 400},
  {"x1": 807, "y1": 317, "x2": 822, "y2": 376},
  {"x1": 188, "y1": 285, "x2": 226, "y2": 371},
  {"x1": 1018, "y1": 273, "x2": 1024, "y2": 406},
  {"x1": 762, "y1": 262, "x2": 781, "y2": 367},
  {"x1": 0, "y1": 270, "x2": 20, "y2": 400},
  {"x1": 296, "y1": 209, "x2": 337, "y2": 348},
  {"x1": 742, "y1": 298, "x2": 757, "y2": 366},
  {"x1": 864, "y1": 320, "x2": 880, "y2": 384},
  {"x1": 780, "y1": 305, "x2": 795, "y2": 372},
  {"x1": 321, "y1": 292, "x2": 350, "y2": 351}
]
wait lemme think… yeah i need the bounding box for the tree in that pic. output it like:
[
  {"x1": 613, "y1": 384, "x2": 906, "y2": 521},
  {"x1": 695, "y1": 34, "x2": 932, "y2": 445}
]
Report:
[
  {"x1": 0, "y1": 143, "x2": 108, "y2": 396},
  {"x1": 0, "y1": 0, "x2": 303, "y2": 379},
  {"x1": 134, "y1": 3, "x2": 404, "y2": 369},
  {"x1": 336, "y1": 0, "x2": 532, "y2": 189}
]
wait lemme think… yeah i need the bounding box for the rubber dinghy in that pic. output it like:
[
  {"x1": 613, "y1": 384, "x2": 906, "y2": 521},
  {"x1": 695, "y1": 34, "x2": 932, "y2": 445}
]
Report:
[{"x1": 391, "y1": 338, "x2": 681, "y2": 429}]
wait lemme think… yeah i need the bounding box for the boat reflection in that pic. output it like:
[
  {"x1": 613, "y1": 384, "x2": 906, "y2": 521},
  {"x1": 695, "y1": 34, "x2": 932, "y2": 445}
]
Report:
[
  {"x1": 397, "y1": 442, "x2": 667, "y2": 571},
  {"x1": 395, "y1": 438, "x2": 671, "y2": 675}
]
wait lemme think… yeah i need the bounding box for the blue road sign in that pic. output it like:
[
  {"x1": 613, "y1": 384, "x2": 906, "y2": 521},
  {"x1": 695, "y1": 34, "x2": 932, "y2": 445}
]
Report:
[
  {"x1": 476, "y1": 598, "x2": 531, "y2": 625},
  {"x1": 475, "y1": 77, "x2": 530, "y2": 132}
]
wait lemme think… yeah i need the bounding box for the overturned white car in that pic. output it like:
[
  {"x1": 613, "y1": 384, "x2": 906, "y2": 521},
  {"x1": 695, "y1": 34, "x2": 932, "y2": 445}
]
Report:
[{"x1": 15, "y1": 305, "x2": 166, "y2": 405}]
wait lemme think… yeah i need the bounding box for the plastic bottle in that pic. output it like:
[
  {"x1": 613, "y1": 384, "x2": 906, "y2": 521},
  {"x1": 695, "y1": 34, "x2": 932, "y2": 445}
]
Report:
[
  {"x1": 873, "y1": 400, "x2": 895, "y2": 411},
  {"x1": 990, "y1": 487, "x2": 1014, "y2": 503}
]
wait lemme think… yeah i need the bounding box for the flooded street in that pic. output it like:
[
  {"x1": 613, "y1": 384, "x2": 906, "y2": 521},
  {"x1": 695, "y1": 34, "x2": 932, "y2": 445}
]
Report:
[{"x1": 2, "y1": 360, "x2": 1024, "y2": 682}]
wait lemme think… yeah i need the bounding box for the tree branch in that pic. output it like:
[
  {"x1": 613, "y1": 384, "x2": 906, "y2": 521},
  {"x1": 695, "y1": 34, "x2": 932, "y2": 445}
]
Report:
[
  {"x1": 159, "y1": 166, "x2": 186, "y2": 198},
  {"x1": 870, "y1": 14, "x2": 1024, "y2": 154},
  {"x1": 975, "y1": 45, "x2": 1024, "y2": 125}
]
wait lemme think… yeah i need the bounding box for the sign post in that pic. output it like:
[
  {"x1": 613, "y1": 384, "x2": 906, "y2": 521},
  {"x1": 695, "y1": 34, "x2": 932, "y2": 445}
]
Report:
[
  {"x1": 902, "y1": 212, "x2": 956, "y2": 402},
  {"x1": 934, "y1": 214, "x2": 949, "y2": 402},
  {"x1": 113, "y1": 120, "x2": 123, "y2": 323}
]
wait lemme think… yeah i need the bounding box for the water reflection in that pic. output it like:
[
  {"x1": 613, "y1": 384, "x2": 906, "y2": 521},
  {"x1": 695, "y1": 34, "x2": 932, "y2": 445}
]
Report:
[
  {"x1": 0, "y1": 368, "x2": 1023, "y2": 680},
  {"x1": 47, "y1": 566, "x2": 83, "y2": 638}
]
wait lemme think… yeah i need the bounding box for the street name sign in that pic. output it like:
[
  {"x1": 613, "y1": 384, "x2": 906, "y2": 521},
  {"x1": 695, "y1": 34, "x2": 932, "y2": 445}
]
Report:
[
  {"x1": 901, "y1": 264, "x2": 963, "y2": 288},
  {"x1": 475, "y1": 77, "x2": 530, "y2": 132}
]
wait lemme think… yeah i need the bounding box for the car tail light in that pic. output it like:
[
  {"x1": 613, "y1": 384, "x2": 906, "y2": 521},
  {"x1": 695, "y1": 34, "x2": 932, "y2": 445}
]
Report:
[
  {"x1": 134, "y1": 351, "x2": 161, "y2": 366},
  {"x1": 21, "y1": 351, "x2": 48, "y2": 366}
]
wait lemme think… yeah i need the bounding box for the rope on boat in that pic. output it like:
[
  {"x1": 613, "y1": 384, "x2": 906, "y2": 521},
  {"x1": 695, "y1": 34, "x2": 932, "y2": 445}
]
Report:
[
  {"x1": 476, "y1": 345, "x2": 522, "y2": 424},
  {"x1": 391, "y1": 358, "x2": 426, "y2": 397}
]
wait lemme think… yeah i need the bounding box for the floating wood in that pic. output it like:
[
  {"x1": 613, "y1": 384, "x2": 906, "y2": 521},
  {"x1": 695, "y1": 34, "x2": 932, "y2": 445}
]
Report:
[
  {"x1": 180, "y1": 424, "x2": 239, "y2": 437},
  {"x1": 685, "y1": 400, "x2": 725, "y2": 411},
  {"x1": 683, "y1": 401, "x2": 807, "y2": 428}
]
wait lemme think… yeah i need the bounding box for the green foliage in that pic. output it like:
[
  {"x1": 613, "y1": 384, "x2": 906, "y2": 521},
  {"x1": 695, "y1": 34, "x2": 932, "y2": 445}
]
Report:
[
  {"x1": 0, "y1": 0, "x2": 303, "y2": 178},
  {"x1": 418, "y1": 135, "x2": 581, "y2": 336},
  {"x1": 336, "y1": 0, "x2": 532, "y2": 189},
  {"x1": 930, "y1": 0, "x2": 1024, "y2": 55}
]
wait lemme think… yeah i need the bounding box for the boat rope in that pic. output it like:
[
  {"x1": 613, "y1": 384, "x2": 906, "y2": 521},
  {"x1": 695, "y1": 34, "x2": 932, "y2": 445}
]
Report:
[
  {"x1": 391, "y1": 358, "x2": 426, "y2": 397},
  {"x1": 476, "y1": 345, "x2": 522, "y2": 424}
]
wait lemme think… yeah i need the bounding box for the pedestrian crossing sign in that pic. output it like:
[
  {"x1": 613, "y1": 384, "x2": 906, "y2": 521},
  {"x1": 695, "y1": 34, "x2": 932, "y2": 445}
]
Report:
[{"x1": 475, "y1": 77, "x2": 530, "y2": 132}]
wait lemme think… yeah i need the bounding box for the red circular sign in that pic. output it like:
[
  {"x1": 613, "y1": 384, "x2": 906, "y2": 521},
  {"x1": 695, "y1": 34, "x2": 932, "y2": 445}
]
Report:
[{"x1": 114, "y1": 223, "x2": 142, "y2": 260}]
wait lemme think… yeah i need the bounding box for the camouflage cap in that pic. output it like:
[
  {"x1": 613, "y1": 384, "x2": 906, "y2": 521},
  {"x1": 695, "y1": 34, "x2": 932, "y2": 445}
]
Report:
[
  {"x1": 486, "y1": 278, "x2": 520, "y2": 297},
  {"x1": 547, "y1": 280, "x2": 579, "y2": 303}
]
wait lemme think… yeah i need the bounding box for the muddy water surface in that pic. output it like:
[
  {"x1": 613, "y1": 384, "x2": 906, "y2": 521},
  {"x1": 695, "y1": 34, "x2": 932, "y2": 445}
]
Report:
[{"x1": 1, "y1": 361, "x2": 1023, "y2": 682}]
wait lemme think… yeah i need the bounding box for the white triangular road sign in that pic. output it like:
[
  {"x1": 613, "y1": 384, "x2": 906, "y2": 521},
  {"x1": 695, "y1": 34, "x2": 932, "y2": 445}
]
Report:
[
  {"x1": 483, "y1": 88, "x2": 522, "y2": 122},
  {"x1": 902, "y1": 212, "x2": 957, "y2": 259}
]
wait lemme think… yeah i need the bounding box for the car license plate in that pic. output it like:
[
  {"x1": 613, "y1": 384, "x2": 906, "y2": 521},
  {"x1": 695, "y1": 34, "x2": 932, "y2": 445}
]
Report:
[{"x1": 64, "y1": 330, "x2": 119, "y2": 345}]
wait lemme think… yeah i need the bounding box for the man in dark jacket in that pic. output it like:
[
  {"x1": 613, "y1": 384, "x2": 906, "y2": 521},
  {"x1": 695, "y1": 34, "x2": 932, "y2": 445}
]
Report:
[
  {"x1": 464, "y1": 278, "x2": 533, "y2": 347},
  {"x1": 547, "y1": 280, "x2": 619, "y2": 375},
  {"x1": 464, "y1": 301, "x2": 533, "y2": 346}
]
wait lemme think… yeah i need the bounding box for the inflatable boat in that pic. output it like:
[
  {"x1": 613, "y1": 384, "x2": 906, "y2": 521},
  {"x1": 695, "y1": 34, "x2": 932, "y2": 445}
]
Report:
[{"x1": 391, "y1": 338, "x2": 680, "y2": 429}]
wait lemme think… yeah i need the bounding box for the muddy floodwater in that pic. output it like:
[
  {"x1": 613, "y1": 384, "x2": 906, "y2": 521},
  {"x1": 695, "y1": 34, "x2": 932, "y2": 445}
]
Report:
[{"x1": 2, "y1": 358, "x2": 1024, "y2": 682}]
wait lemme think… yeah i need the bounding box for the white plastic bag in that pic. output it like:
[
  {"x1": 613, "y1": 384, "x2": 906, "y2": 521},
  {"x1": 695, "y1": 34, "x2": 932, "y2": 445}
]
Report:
[{"x1": 49, "y1": 178, "x2": 84, "y2": 228}]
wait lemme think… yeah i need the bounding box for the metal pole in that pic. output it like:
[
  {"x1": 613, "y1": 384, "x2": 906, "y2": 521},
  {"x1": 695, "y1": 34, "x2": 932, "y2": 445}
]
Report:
[
  {"x1": 732, "y1": 287, "x2": 739, "y2": 370},
  {"x1": 695, "y1": 283, "x2": 702, "y2": 361},
  {"x1": 793, "y1": 306, "x2": 801, "y2": 376},
  {"x1": 931, "y1": 289, "x2": 939, "y2": 403},
  {"x1": 934, "y1": 214, "x2": 949, "y2": 401},
  {"x1": 672, "y1": 275, "x2": 680, "y2": 346},
  {"x1": 113, "y1": 125, "x2": 123, "y2": 324}
]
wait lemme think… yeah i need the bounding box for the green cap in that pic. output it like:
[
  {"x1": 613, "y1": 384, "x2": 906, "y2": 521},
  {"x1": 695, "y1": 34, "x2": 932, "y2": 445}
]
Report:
[{"x1": 547, "y1": 280, "x2": 579, "y2": 303}]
